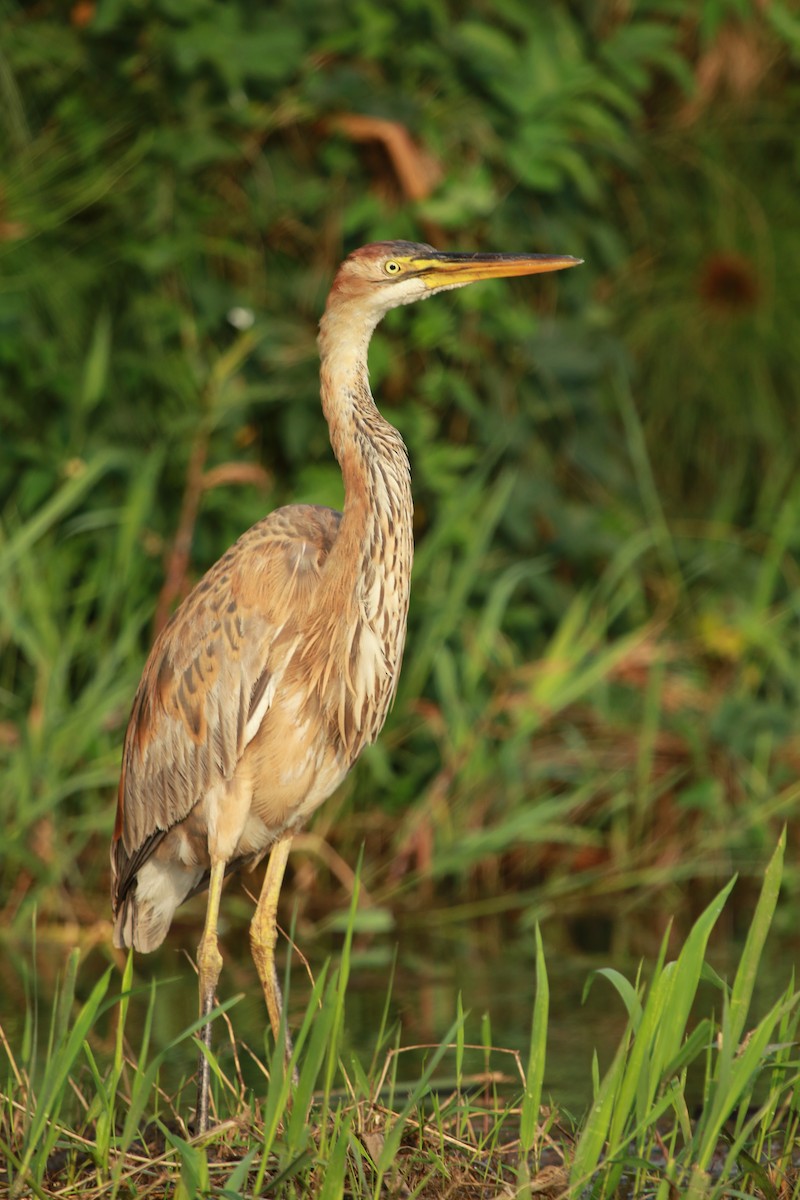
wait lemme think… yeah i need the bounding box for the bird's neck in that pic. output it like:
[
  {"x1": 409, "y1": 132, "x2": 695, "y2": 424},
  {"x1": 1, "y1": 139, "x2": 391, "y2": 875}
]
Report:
[
  {"x1": 312, "y1": 302, "x2": 414, "y2": 754},
  {"x1": 318, "y1": 307, "x2": 413, "y2": 569}
]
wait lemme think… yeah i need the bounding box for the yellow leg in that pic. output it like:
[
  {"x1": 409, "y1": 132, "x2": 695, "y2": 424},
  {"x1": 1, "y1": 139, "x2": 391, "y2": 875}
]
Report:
[
  {"x1": 250, "y1": 836, "x2": 294, "y2": 1063},
  {"x1": 195, "y1": 858, "x2": 226, "y2": 1135}
]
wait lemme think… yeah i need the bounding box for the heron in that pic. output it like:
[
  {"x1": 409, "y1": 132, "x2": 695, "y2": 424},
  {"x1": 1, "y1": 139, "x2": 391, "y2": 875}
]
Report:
[{"x1": 110, "y1": 240, "x2": 581, "y2": 1132}]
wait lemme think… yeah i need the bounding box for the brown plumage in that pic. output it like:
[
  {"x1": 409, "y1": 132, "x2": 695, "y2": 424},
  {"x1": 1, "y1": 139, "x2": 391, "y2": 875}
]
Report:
[{"x1": 110, "y1": 239, "x2": 581, "y2": 1131}]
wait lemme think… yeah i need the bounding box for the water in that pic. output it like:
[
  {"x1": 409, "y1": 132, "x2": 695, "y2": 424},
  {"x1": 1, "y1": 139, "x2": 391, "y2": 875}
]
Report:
[
  {"x1": 4, "y1": 903, "x2": 800, "y2": 1115},
  {"x1": 217, "y1": 922, "x2": 632, "y2": 1112}
]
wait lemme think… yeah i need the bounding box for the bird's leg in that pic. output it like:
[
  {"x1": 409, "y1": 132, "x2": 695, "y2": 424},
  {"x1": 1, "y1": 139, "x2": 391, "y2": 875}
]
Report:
[
  {"x1": 250, "y1": 835, "x2": 294, "y2": 1066},
  {"x1": 195, "y1": 858, "x2": 226, "y2": 1135}
]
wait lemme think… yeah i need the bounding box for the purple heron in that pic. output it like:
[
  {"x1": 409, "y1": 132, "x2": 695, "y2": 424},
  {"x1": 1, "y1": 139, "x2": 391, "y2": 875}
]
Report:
[{"x1": 110, "y1": 241, "x2": 581, "y2": 1131}]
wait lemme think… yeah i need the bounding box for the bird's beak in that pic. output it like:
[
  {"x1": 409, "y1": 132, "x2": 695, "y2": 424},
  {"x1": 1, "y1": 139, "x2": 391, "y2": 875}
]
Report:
[{"x1": 412, "y1": 250, "x2": 582, "y2": 289}]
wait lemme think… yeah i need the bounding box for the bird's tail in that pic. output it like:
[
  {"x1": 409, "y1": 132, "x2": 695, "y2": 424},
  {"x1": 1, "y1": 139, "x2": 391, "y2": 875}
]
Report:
[
  {"x1": 112, "y1": 892, "x2": 164, "y2": 952},
  {"x1": 112, "y1": 859, "x2": 203, "y2": 952}
]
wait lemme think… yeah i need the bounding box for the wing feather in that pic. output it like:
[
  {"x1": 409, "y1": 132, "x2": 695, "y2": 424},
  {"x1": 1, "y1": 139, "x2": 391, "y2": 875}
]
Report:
[{"x1": 111, "y1": 504, "x2": 341, "y2": 907}]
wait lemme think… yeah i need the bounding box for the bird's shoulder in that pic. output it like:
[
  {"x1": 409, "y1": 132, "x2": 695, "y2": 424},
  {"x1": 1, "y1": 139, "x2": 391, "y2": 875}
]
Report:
[{"x1": 171, "y1": 503, "x2": 343, "y2": 651}]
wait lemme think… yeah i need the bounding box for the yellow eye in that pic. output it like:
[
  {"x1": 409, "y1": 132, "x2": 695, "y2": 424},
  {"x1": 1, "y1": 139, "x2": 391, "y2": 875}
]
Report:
[{"x1": 384, "y1": 260, "x2": 402, "y2": 275}]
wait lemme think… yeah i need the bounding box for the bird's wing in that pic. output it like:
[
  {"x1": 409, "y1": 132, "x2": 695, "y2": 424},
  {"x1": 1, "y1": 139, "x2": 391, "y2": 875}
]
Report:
[{"x1": 111, "y1": 505, "x2": 342, "y2": 900}]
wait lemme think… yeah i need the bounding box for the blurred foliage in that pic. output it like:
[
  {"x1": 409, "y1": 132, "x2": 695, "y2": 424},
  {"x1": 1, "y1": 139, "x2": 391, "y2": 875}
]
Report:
[{"x1": 1, "y1": 0, "x2": 799, "y2": 943}]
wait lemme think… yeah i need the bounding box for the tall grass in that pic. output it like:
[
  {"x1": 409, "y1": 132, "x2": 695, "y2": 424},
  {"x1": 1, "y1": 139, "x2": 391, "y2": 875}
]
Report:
[
  {"x1": 2, "y1": 381, "x2": 799, "y2": 947},
  {"x1": 2, "y1": 0, "x2": 798, "y2": 950},
  {"x1": 1, "y1": 834, "x2": 799, "y2": 1198}
]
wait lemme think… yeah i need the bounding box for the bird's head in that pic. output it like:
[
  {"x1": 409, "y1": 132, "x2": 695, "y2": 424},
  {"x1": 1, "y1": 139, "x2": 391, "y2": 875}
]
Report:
[{"x1": 326, "y1": 240, "x2": 582, "y2": 322}]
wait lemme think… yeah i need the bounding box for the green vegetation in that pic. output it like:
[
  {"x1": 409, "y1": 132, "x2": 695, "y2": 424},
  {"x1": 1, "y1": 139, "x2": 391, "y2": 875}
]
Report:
[
  {"x1": 3, "y1": 838, "x2": 800, "y2": 1197},
  {"x1": 1, "y1": 0, "x2": 800, "y2": 1194}
]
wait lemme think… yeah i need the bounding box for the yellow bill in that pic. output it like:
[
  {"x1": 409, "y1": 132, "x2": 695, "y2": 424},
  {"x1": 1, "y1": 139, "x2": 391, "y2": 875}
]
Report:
[{"x1": 410, "y1": 250, "x2": 583, "y2": 289}]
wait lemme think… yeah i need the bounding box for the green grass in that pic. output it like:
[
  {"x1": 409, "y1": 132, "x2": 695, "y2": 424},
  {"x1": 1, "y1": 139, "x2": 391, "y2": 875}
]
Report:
[
  {"x1": 2, "y1": 0, "x2": 799, "y2": 947},
  {"x1": 2, "y1": 401, "x2": 799, "y2": 948},
  {"x1": 1, "y1": 4, "x2": 799, "y2": 1193},
  {"x1": 2, "y1": 834, "x2": 799, "y2": 1199}
]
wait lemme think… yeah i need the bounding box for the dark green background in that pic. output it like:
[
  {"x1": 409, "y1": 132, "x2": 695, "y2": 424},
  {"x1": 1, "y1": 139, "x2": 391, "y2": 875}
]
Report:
[{"x1": 1, "y1": 0, "x2": 799, "y2": 944}]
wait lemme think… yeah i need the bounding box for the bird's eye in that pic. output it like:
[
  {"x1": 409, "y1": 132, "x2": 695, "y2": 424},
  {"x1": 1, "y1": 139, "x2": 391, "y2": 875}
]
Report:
[{"x1": 384, "y1": 260, "x2": 402, "y2": 275}]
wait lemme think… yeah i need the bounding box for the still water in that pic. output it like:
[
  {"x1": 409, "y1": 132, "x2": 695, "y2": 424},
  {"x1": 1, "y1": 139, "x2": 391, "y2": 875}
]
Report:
[
  {"x1": 4, "y1": 902, "x2": 799, "y2": 1115},
  {"x1": 104, "y1": 921, "x2": 630, "y2": 1113}
]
